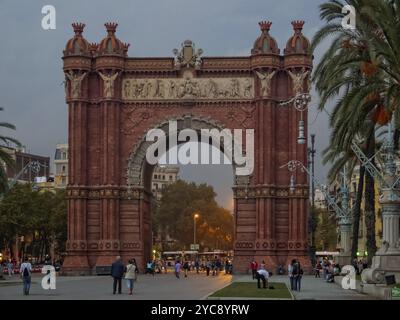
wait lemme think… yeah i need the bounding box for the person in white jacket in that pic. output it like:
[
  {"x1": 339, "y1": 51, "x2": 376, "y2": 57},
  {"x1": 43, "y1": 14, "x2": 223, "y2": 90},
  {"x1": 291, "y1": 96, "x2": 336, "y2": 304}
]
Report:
[
  {"x1": 255, "y1": 266, "x2": 269, "y2": 289},
  {"x1": 124, "y1": 259, "x2": 138, "y2": 295}
]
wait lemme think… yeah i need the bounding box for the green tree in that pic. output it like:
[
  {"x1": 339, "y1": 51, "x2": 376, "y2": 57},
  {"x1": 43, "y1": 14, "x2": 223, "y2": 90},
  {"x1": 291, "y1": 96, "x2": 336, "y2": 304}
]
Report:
[
  {"x1": 315, "y1": 208, "x2": 338, "y2": 251},
  {"x1": 0, "y1": 184, "x2": 67, "y2": 261},
  {"x1": 154, "y1": 180, "x2": 233, "y2": 251}
]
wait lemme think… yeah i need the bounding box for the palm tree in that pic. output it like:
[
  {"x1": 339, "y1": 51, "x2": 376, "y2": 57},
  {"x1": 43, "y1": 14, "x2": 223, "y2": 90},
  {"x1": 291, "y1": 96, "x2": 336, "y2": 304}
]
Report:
[
  {"x1": 311, "y1": 0, "x2": 400, "y2": 263},
  {"x1": 0, "y1": 107, "x2": 21, "y2": 194}
]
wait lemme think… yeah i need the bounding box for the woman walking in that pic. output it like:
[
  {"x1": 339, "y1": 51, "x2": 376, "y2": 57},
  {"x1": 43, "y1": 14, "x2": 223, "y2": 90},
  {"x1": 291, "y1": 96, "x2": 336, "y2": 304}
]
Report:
[{"x1": 125, "y1": 259, "x2": 138, "y2": 295}]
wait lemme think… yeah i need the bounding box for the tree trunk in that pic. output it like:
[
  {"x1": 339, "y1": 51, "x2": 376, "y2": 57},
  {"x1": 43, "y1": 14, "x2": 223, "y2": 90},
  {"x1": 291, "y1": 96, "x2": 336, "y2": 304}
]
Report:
[
  {"x1": 351, "y1": 164, "x2": 365, "y2": 260},
  {"x1": 364, "y1": 134, "x2": 377, "y2": 265}
]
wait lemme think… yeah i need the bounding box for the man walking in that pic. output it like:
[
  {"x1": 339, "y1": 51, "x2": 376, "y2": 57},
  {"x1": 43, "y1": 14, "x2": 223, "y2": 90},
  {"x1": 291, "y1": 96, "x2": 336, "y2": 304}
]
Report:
[
  {"x1": 20, "y1": 257, "x2": 32, "y2": 295},
  {"x1": 174, "y1": 260, "x2": 181, "y2": 279},
  {"x1": 7, "y1": 260, "x2": 14, "y2": 277},
  {"x1": 111, "y1": 256, "x2": 125, "y2": 294}
]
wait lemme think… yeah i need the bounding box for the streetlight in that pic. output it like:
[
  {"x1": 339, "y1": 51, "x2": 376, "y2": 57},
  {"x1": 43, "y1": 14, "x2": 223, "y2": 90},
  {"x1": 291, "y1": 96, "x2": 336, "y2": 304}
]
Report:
[
  {"x1": 279, "y1": 92, "x2": 311, "y2": 145},
  {"x1": 193, "y1": 213, "x2": 200, "y2": 248}
]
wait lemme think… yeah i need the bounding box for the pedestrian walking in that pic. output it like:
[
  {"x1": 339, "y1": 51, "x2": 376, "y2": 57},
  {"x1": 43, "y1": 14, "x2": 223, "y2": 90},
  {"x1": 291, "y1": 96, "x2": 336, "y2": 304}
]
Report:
[
  {"x1": 125, "y1": 259, "x2": 138, "y2": 295},
  {"x1": 111, "y1": 256, "x2": 125, "y2": 294},
  {"x1": 250, "y1": 259, "x2": 258, "y2": 280},
  {"x1": 7, "y1": 260, "x2": 14, "y2": 277},
  {"x1": 183, "y1": 261, "x2": 189, "y2": 278},
  {"x1": 206, "y1": 260, "x2": 211, "y2": 276},
  {"x1": 175, "y1": 260, "x2": 181, "y2": 279},
  {"x1": 195, "y1": 259, "x2": 200, "y2": 274},
  {"x1": 288, "y1": 259, "x2": 295, "y2": 290},
  {"x1": 20, "y1": 257, "x2": 32, "y2": 295},
  {"x1": 215, "y1": 259, "x2": 221, "y2": 276},
  {"x1": 315, "y1": 261, "x2": 322, "y2": 278}
]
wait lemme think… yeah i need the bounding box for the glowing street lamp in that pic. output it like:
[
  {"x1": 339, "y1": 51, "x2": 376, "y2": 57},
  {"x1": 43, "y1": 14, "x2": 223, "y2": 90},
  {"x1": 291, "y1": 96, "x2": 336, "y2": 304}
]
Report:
[{"x1": 193, "y1": 213, "x2": 200, "y2": 248}]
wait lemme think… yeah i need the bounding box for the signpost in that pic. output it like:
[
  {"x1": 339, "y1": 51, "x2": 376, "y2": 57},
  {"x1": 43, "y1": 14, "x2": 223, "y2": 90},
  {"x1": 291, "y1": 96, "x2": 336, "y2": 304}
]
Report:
[{"x1": 190, "y1": 244, "x2": 199, "y2": 251}]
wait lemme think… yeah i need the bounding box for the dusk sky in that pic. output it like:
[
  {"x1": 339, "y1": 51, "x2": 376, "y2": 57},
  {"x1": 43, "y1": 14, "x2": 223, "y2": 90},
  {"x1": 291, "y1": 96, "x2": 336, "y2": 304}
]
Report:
[{"x1": 0, "y1": 0, "x2": 333, "y2": 209}]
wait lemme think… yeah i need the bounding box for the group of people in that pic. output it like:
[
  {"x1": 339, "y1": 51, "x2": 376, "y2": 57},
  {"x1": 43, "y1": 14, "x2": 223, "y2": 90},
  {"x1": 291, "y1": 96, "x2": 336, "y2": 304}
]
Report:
[
  {"x1": 172, "y1": 258, "x2": 232, "y2": 279},
  {"x1": 250, "y1": 259, "x2": 303, "y2": 291},
  {"x1": 250, "y1": 260, "x2": 270, "y2": 289},
  {"x1": 315, "y1": 259, "x2": 341, "y2": 283},
  {"x1": 111, "y1": 256, "x2": 139, "y2": 295},
  {"x1": 288, "y1": 259, "x2": 303, "y2": 291},
  {"x1": 352, "y1": 258, "x2": 368, "y2": 275}
]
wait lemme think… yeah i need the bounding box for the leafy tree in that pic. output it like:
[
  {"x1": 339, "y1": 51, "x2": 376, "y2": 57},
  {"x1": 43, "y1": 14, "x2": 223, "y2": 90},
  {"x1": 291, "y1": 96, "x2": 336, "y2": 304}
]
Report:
[
  {"x1": 154, "y1": 180, "x2": 233, "y2": 251},
  {"x1": 315, "y1": 208, "x2": 338, "y2": 251},
  {"x1": 0, "y1": 184, "x2": 67, "y2": 261}
]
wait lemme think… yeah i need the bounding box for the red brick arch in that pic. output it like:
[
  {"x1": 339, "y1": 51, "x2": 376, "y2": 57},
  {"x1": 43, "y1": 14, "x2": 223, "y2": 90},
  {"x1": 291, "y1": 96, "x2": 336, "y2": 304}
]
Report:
[{"x1": 62, "y1": 21, "x2": 312, "y2": 274}]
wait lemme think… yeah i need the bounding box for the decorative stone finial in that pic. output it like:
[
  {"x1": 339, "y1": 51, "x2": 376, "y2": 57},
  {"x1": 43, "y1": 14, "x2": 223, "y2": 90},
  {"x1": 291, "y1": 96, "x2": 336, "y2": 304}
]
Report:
[
  {"x1": 72, "y1": 22, "x2": 85, "y2": 36},
  {"x1": 122, "y1": 42, "x2": 130, "y2": 54},
  {"x1": 259, "y1": 21, "x2": 272, "y2": 32},
  {"x1": 105, "y1": 22, "x2": 118, "y2": 35},
  {"x1": 89, "y1": 42, "x2": 99, "y2": 53},
  {"x1": 291, "y1": 20, "x2": 305, "y2": 32}
]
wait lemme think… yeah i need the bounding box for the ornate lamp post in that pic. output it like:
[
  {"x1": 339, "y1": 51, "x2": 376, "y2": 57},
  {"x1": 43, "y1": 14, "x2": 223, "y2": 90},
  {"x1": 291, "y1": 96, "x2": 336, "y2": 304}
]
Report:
[
  {"x1": 279, "y1": 93, "x2": 311, "y2": 145},
  {"x1": 351, "y1": 118, "x2": 400, "y2": 283},
  {"x1": 281, "y1": 161, "x2": 352, "y2": 265}
]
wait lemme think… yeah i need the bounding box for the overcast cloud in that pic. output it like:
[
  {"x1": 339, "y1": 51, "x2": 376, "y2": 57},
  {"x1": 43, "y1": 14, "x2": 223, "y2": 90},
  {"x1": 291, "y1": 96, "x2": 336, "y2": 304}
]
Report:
[{"x1": 0, "y1": 0, "x2": 333, "y2": 209}]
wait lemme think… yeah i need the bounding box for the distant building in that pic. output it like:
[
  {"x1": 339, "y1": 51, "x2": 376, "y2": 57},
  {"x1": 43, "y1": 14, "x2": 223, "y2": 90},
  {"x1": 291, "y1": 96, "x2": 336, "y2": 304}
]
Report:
[
  {"x1": 54, "y1": 144, "x2": 68, "y2": 188},
  {"x1": 151, "y1": 165, "x2": 180, "y2": 249},
  {"x1": 2, "y1": 146, "x2": 49, "y2": 183},
  {"x1": 151, "y1": 166, "x2": 179, "y2": 201}
]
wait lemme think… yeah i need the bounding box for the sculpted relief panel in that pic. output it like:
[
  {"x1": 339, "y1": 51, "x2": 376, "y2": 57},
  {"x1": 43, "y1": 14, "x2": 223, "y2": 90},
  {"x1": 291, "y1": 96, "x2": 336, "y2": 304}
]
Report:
[{"x1": 122, "y1": 77, "x2": 254, "y2": 100}]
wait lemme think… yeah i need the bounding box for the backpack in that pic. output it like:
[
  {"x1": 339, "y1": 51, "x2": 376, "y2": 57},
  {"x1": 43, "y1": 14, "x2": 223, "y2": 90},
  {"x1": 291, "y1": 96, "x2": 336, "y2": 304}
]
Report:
[
  {"x1": 23, "y1": 266, "x2": 30, "y2": 277},
  {"x1": 292, "y1": 263, "x2": 299, "y2": 275}
]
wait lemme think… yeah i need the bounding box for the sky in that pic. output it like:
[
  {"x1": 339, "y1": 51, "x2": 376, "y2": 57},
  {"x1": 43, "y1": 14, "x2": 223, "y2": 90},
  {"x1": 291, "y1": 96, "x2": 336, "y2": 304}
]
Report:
[{"x1": 0, "y1": 0, "x2": 333, "y2": 209}]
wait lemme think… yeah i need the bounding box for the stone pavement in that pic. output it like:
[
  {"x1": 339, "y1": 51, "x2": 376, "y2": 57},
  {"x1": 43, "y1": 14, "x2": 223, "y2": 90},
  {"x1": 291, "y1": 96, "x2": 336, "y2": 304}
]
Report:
[
  {"x1": 233, "y1": 275, "x2": 378, "y2": 300},
  {"x1": 0, "y1": 272, "x2": 232, "y2": 300},
  {"x1": 0, "y1": 272, "x2": 379, "y2": 300}
]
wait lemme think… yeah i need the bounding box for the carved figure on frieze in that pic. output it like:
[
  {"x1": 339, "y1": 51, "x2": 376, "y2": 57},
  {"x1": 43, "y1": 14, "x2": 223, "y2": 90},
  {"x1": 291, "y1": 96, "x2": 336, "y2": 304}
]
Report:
[
  {"x1": 141, "y1": 80, "x2": 152, "y2": 98},
  {"x1": 230, "y1": 79, "x2": 240, "y2": 98},
  {"x1": 168, "y1": 80, "x2": 177, "y2": 98},
  {"x1": 123, "y1": 79, "x2": 131, "y2": 98},
  {"x1": 243, "y1": 79, "x2": 252, "y2": 98},
  {"x1": 98, "y1": 71, "x2": 119, "y2": 98},
  {"x1": 184, "y1": 78, "x2": 194, "y2": 96},
  {"x1": 256, "y1": 70, "x2": 276, "y2": 97},
  {"x1": 192, "y1": 81, "x2": 201, "y2": 97},
  {"x1": 206, "y1": 79, "x2": 218, "y2": 98},
  {"x1": 288, "y1": 67, "x2": 310, "y2": 95},
  {"x1": 65, "y1": 71, "x2": 87, "y2": 99},
  {"x1": 154, "y1": 80, "x2": 165, "y2": 98}
]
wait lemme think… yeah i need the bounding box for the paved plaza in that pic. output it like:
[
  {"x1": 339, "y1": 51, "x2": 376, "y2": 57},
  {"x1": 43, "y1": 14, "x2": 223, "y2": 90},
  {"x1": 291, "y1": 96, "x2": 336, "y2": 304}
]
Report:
[{"x1": 0, "y1": 272, "x2": 376, "y2": 300}]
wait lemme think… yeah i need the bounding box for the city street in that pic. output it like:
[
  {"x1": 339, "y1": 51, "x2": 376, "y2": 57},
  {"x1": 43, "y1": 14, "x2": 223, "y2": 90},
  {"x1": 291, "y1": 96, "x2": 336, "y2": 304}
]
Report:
[
  {"x1": 0, "y1": 273, "x2": 375, "y2": 300},
  {"x1": 0, "y1": 272, "x2": 232, "y2": 300}
]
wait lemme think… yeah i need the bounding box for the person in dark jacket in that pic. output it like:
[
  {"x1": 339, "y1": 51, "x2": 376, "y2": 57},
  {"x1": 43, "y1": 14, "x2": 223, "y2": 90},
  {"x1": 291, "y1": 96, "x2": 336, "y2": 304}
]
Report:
[{"x1": 111, "y1": 256, "x2": 125, "y2": 294}]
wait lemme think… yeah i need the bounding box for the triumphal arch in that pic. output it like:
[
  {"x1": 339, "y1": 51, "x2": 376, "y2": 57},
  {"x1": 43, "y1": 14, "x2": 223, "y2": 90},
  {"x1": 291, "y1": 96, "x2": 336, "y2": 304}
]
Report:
[{"x1": 62, "y1": 20, "x2": 313, "y2": 273}]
